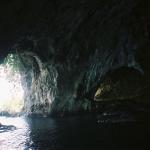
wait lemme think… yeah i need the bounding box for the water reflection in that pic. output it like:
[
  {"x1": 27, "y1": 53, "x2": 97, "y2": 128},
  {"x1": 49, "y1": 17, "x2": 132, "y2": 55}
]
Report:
[
  {"x1": 26, "y1": 117, "x2": 61, "y2": 149},
  {"x1": 0, "y1": 116, "x2": 150, "y2": 150},
  {"x1": 0, "y1": 116, "x2": 31, "y2": 150}
]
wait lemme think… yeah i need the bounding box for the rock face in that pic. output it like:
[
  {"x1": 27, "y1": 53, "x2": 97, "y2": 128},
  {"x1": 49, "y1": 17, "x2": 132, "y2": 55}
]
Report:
[
  {"x1": 0, "y1": 0, "x2": 150, "y2": 115},
  {"x1": 94, "y1": 67, "x2": 144, "y2": 101},
  {"x1": 18, "y1": 52, "x2": 58, "y2": 115}
]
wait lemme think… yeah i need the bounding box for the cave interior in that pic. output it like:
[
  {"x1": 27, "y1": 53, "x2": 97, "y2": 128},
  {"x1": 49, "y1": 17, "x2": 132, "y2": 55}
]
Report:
[{"x1": 0, "y1": 0, "x2": 150, "y2": 119}]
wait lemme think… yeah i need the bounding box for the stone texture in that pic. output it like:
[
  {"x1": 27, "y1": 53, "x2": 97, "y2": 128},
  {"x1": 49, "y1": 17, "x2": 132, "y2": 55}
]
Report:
[{"x1": 0, "y1": 0, "x2": 150, "y2": 115}]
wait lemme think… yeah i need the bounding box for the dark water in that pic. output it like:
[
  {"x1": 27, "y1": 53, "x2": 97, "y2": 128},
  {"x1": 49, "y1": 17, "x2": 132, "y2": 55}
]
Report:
[{"x1": 0, "y1": 116, "x2": 150, "y2": 150}]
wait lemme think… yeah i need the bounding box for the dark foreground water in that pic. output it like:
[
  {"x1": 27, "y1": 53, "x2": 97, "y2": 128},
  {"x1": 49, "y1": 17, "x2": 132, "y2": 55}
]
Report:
[{"x1": 0, "y1": 116, "x2": 150, "y2": 150}]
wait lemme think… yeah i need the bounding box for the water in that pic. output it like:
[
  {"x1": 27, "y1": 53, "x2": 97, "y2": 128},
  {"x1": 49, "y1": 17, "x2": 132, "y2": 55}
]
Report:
[{"x1": 0, "y1": 116, "x2": 150, "y2": 150}]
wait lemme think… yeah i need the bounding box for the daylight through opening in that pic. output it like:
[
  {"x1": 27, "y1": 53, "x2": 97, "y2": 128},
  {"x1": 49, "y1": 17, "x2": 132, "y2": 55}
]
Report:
[{"x1": 0, "y1": 54, "x2": 24, "y2": 115}]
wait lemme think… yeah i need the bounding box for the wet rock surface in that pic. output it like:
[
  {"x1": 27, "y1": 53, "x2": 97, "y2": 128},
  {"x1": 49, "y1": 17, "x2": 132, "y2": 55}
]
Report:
[
  {"x1": 94, "y1": 67, "x2": 145, "y2": 101},
  {"x1": 0, "y1": 0, "x2": 150, "y2": 115},
  {"x1": 0, "y1": 124, "x2": 16, "y2": 133}
]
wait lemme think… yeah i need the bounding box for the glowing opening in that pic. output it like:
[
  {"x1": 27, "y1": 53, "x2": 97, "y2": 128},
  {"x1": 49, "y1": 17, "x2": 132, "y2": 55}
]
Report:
[{"x1": 0, "y1": 54, "x2": 24, "y2": 114}]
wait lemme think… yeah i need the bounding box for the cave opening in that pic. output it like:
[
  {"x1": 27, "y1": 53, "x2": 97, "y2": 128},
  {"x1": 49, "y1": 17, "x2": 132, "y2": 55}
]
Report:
[
  {"x1": 0, "y1": 53, "x2": 24, "y2": 115},
  {"x1": 1, "y1": 0, "x2": 150, "y2": 149}
]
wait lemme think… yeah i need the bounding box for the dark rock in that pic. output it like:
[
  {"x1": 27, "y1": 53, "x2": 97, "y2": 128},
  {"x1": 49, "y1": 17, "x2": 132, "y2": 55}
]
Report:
[
  {"x1": 0, "y1": 124, "x2": 16, "y2": 133},
  {"x1": 94, "y1": 67, "x2": 144, "y2": 101},
  {"x1": 0, "y1": 0, "x2": 150, "y2": 115}
]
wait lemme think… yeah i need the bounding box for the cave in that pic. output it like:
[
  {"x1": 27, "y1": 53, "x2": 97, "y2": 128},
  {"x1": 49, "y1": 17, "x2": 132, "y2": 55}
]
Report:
[{"x1": 0, "y1": 0, "x2": 150, "y2": 149}]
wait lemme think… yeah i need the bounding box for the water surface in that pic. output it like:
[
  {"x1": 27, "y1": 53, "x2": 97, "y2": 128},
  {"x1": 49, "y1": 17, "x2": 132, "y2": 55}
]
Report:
[{"x1": 0, "y1": 116, "x2": 150, "y2": 150}]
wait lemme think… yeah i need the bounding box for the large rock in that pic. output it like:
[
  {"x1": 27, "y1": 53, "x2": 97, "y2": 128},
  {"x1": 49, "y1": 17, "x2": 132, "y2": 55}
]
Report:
[
  {"x1": 94, "y1": 67, "x2": 145, "y2": 101},
  {"x1": 0, "y1": 0, "x2": 150, "y2": 115}
]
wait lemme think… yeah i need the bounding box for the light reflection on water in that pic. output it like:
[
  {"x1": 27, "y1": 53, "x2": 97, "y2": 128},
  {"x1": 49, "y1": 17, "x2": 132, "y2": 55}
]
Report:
[
  {"x1": 0, "y1": 116, "x2": 59, "y2": 150},
  {"x1": 0, "y1": 117, "x2": 31, "y2": 150},
  {"x1": 0, "y1": 116, "x2": 150, "y2": 150}
]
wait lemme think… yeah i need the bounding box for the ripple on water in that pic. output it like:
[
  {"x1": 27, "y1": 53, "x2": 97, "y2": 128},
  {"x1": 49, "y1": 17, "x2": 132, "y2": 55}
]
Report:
[
  {"x1": 0, "y1": 116, "x2": 150, "y2": 150},
  {"x1": 0, "y1": 117, "x2": 31, "y2": 150}
]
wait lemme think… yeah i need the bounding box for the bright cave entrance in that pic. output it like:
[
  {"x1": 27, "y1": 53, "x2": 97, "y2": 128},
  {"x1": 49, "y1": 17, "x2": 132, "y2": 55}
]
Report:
[{"x1": 0, "y1": 54, "x2": 24, "y2": 115}]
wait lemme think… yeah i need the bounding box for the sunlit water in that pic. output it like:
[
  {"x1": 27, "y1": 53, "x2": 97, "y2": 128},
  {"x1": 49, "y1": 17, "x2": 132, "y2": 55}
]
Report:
[
  {"x1": 0, "y1": 116, "x2": 150, "y2": 150},
  {"x1": 0, "y1": 117, "x2": 30, "y2": 150}
]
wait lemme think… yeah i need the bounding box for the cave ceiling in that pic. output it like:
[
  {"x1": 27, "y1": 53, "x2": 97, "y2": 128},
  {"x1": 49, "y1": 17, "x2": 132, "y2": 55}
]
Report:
[{"x1": 0, "y1": 1, "x2": 150, "y2": 113}]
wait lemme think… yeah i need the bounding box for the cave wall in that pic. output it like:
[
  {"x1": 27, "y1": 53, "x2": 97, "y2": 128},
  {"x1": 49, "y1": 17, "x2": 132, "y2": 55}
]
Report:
[
  {"x1": 0, "y1": 0, "x2": 150, "y2": 115},
  {"x1": 17, "y1": 52, "x2": 58, "y2": 115}
]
